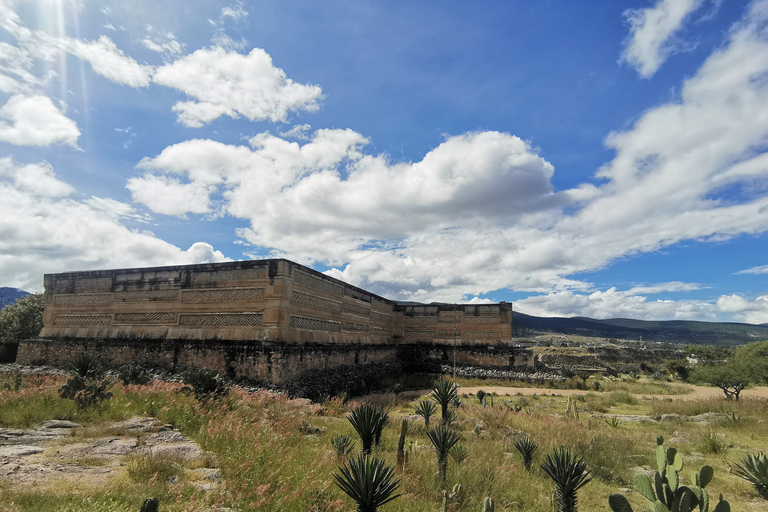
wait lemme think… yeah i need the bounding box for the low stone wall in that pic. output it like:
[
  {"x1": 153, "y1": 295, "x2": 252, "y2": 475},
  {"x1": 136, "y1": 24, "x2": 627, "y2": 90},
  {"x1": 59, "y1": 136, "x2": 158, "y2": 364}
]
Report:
[{"x1": 18, "y1": 337, "x2": 398, "y2": 386}]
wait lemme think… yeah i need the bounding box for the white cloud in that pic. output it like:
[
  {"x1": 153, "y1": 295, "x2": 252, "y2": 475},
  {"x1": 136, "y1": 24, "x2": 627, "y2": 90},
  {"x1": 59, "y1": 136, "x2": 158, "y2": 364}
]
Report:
[
  {"x1": 66, "y1": 36, "x2": 153, "y2": 87},
  {"x1": 621, "y1": 0, "x2": 707, "y2": 77},
  {"x1": 142, "y1": 26, "x2": 184, "y2": 57},
  {"x1": 279, "y1": 123, "x2": 312, "y2": 140},
  {"x1": 222, "y1": 6, "x2": 248, "y2": 20},
  {"x1": 737, "y1": 264, "x2": 768, "y2": 275},
  {"x1": 716, "y1": 294, "x2": 768, "y2": 324},
  {"x1": 0, "y1": 2, "x2": 152, "y2": 88},
  {"x1": 0, "y1": 95, "x2": 79, "y2": 147},
  {"x1": 126, "y1": 174, "x2": 214, "y2": 216},
  {"x1": 152, "y1": 47, "x2": 323, "y2": 127},
  {"x1": 0, "y1": 158, "x2": 229, "y2": 292},
  {"x1": 127, "y1": 2, "x2": 768, "y2": 310}
]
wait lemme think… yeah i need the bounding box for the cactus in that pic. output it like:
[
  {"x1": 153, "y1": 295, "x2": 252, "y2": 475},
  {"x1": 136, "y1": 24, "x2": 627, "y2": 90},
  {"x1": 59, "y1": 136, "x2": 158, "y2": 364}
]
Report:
[
  {"x1": 732, "y1": 452, "x2": 768, "y2": 500},
  {"x1": 334, "y1": 454, "x2": 402, "y2": 512},
  {"x1": 139, "y1": 497, "x2": 159, "y2": 512},
  {"x1": 608, "y1": 439, "x2": 731, "y2": 512},
  {"x1": 397, "y1": 418, "x2": 407, "y2": 470},
  {"x1": 540, "y1": 446, "x2": 592, "y2": 512},
  {"x1": 482, "y1": 496, "x2": 494, "y2": 512}
]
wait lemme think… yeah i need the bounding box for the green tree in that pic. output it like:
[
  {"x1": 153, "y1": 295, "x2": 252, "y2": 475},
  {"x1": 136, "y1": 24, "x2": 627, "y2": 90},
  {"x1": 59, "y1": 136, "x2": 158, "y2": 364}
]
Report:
[
  {"x1": 664, "y1": 359, "x2": 690, "y2": 381},
  {"x1": 0, "y1": 293, "x2": 43, "y2": 361},
  {"x1": 691, "y1": 341, "x2": 768, "y2": 401}
]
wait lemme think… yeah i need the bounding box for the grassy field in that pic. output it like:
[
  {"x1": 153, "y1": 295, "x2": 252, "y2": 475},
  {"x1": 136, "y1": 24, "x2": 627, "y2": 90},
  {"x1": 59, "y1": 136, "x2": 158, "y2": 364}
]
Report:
[{"x1": 0, "y1": 371, "x2": 766, "y2": 512}]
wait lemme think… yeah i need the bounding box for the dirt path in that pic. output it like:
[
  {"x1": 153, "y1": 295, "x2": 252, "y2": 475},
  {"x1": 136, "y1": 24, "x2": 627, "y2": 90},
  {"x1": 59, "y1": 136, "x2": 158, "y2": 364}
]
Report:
[{"x1": 457, "y1": 384, "x2": 768, "y2": 401}]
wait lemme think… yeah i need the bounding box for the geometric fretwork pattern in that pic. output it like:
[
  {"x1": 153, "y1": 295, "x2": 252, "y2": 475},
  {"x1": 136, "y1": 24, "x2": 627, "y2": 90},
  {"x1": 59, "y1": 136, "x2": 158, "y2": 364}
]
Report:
[
  {"x1": 404, "y1": 330, "x2": 437, "y2": 337},
  {"x1": 438, "y1": 314, "x2": 461, "y2": 324},
  {"x1": 53, "y1": 294, "x2": 113, "y2": 306},
  {"x1": 178, "y1": 313, "x2": 263, "y2": 326},
  {"x1": 114, "y1": 313, "x2": 175, "y2": 323},
  {"x1": 291, "y1": 291, "x2": 342, "y2": 312},
  {"x1": 343, "y1": 302, "x2": 370, "y2": 316},
  {"x1": 191, "y1": 268, "x2": 267, "y2": 285},
  {"x1": 53, "y1": 314, "x2": 112, "y2": 326},
  {"x1": 114, "y1": 290, "x2": 179, "y2": 302},
  {"x1": 182, "y1": 288, "x2": 265, "y2": 303},
  {"x1": 289, "y1": 315, "x2": 341, "y2": 332},
  {"x1": 405, "y1": 316, "x2": 438, "y2": 324},
  {"x1": 371, "y1": 298, "x2": 393, "y2": 312},
  {"x1": 370, "y1": 311, "x2": 391, "y2": 324},
  {"x1": 463, "y1": 330, "x2": 500, "y2": 338},
  {"x1": 437, "y1": 329, "x2": 459, "y2": 337},
  {"x1": 462, "y1": 316, "x2": 500, "y2": 324},
  {"x1": 371, "y1": 326, "x2": 391, "y2": 335},
  {"x1": 293, "y1": 270, "x2": 343, "y2": 296},
  {"x1": 343, "y1": 322, "x2": 369, "y2": 331},
  {"x1": 407, "y1": 306, "x2": 438, "y2": 315}
]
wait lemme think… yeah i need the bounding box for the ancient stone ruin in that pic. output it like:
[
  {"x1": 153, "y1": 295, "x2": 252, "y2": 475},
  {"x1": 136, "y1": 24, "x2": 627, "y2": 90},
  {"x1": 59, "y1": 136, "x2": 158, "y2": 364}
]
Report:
[{"x1": 18, "y1": 259, "x2": 532, "y2": 393}]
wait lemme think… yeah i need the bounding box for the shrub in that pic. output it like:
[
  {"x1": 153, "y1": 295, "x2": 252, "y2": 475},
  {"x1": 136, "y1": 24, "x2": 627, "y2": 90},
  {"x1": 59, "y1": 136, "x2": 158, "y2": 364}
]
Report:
[{"x1": 181, "y1": 368, "x2": 229, "y2": 401}]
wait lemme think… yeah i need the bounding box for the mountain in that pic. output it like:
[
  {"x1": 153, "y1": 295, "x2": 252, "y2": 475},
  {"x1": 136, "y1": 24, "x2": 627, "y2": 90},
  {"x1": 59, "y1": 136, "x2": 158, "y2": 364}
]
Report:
[
  {"x1": 512, "y1": 311, "x2": 768, "y2": 346},
  {"x1": 0, "y1": 288, "x2": 29, "y2": 310}
]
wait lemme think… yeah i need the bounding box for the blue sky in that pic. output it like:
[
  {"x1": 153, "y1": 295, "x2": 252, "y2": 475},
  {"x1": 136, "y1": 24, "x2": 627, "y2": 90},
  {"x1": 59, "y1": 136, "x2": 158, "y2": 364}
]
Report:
[{"x1": 2, "y1": 0, "x2": 768, "y2": 323}]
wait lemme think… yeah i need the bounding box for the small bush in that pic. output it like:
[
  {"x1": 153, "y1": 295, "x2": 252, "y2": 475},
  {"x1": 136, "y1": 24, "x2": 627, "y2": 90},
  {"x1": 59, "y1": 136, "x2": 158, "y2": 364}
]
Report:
[
  {"x1": 181, "y1": 368, "x2": 229, "y2": 401},
  {"x1": 609, "y1": 390, "x2": 638, "y2": 405},
  {"x1": 58, "y1": 375, "x2": 113, "y2": 409},
  {"x1": 126, "y1": 450, "x2": 184, "y2": 483},
  {"x1": 696, "y1": 429, "x2": 728, "y2": 454},
  {"x1": 331, "y1": 434, "x2": 356, "y2": 459}
]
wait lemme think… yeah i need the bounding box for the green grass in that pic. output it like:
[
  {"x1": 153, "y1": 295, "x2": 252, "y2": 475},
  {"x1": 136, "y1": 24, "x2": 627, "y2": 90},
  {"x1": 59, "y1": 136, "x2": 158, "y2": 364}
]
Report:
[{"x1": 0, "y1": 373, "x2": 766, "y2": 511}]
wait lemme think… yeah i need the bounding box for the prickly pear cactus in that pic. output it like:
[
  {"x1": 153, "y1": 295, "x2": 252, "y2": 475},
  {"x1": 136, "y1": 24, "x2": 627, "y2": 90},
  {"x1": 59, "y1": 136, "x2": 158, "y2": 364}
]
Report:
[{"x1": 608, "y1": 439, "x2": 731, "y2": 512}]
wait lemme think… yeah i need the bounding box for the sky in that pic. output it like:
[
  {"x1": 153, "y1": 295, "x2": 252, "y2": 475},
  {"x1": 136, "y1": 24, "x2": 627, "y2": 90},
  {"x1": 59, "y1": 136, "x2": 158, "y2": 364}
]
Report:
[{"x1": 2, "y1": 0, "x2": 768, "y2": 323}]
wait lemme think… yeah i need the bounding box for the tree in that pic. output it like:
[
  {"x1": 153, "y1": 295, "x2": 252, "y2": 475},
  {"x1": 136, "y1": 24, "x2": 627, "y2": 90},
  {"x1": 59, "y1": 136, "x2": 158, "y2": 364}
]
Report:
[
  {"x1": 664, "y1": 359, "x2": 690, "y2": 381},
  {"x1": 691, "y1": 341, "x2": 768, "y2": 401},
  {"x1": 0, "y1": 293, "x2": 43, "y2": 362}
]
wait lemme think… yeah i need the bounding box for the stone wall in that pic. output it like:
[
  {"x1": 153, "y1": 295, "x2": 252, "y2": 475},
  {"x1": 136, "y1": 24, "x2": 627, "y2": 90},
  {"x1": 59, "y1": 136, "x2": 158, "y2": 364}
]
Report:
[{"x1": 20, "y1": 259, "x2": 532, "y2": 388}]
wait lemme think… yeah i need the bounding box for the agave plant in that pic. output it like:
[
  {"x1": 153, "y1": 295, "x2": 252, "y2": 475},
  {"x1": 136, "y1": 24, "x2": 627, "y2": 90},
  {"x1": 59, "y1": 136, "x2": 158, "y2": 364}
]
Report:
[
  {"x1": 334, "y1": 454, "x2": 402, "y2": 512},
  {"x1": 70, "y1": 353, "x2": 104, "y2": 379},
  {"x1": 181, "y1": 368, "x2": 230, "y2": 401},
  {"x1": 348, "y1": 404, "x2": 390, "y2": 454},
  {"x1": 414, "y1": 400, "x2": 437, "y2": 427},
  {"x1": 513, "y1": 436, "x2": 538, "y2": 471},
  {"x1": 430, "y1": 378, "x2": 458, "y2": 425},
  {"x1": 331, "y1": 434, "x2": 357, "y2": 460},
  {"x1": 449, "y1": 442, "x2": 468, "y2": 465},
  {"x1": 540, "y1": 446, "x2": 592, "y2": 512},
  {"x1": 733, "y1": 452, "x2": 768, "y2": 500},
  {"x1": 427, "y1": 425, "x2": 460, "y2": 483}
]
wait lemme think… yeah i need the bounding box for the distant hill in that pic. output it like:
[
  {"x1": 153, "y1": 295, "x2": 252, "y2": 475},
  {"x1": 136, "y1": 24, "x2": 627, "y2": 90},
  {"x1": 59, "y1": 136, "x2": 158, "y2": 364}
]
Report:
[
  {"x1": 513, "y1": 311, "x2": 768, "y2": 346},
  {"x1": 0, "y1": 288, "x2": 29, "y2": 310}
]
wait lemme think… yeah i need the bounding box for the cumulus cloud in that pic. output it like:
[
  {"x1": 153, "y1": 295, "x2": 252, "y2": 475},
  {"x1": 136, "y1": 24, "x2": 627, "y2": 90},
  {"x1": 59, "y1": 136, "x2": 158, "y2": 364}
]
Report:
[
  {"x1": 125, "y1": 1, "x2": 768, "y2": 311},
  {"x1": 152, "y1": 47, "x2": 323, "y2": 127},
  {"x1": 515, "y1": 285, "x2": 768, "y2": 324},
  {"x1": 0, "y1": 157, "x2": 229, "y2": 292},
  {"x1": 0, "y1": 95, "x2": 79, "y2": 147},
  {"x1": 126, "y1": 174, "x2": 214, "y2": 216},
  {"x1": 621, "y1": 0, "x2": 707, "y2": 77}
]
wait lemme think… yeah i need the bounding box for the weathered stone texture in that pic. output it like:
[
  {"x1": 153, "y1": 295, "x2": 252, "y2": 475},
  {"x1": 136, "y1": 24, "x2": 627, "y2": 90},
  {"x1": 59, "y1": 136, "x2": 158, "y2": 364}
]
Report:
[{"x1": 21, "y1": 258, "x2": 531, "y2": 386}]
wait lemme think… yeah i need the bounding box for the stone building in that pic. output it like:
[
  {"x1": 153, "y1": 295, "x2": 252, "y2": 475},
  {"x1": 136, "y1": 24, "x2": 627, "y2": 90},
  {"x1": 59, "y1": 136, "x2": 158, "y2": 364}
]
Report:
[{"x1": 19, "y1": 259, "x2": 533, "y2": 389}]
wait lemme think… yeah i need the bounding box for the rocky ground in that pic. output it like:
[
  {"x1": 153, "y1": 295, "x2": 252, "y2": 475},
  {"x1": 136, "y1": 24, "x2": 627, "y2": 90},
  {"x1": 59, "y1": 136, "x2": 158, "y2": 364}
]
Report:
[{"x1": 0, "y1": 416, "x2": 219, "y2": 493}]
